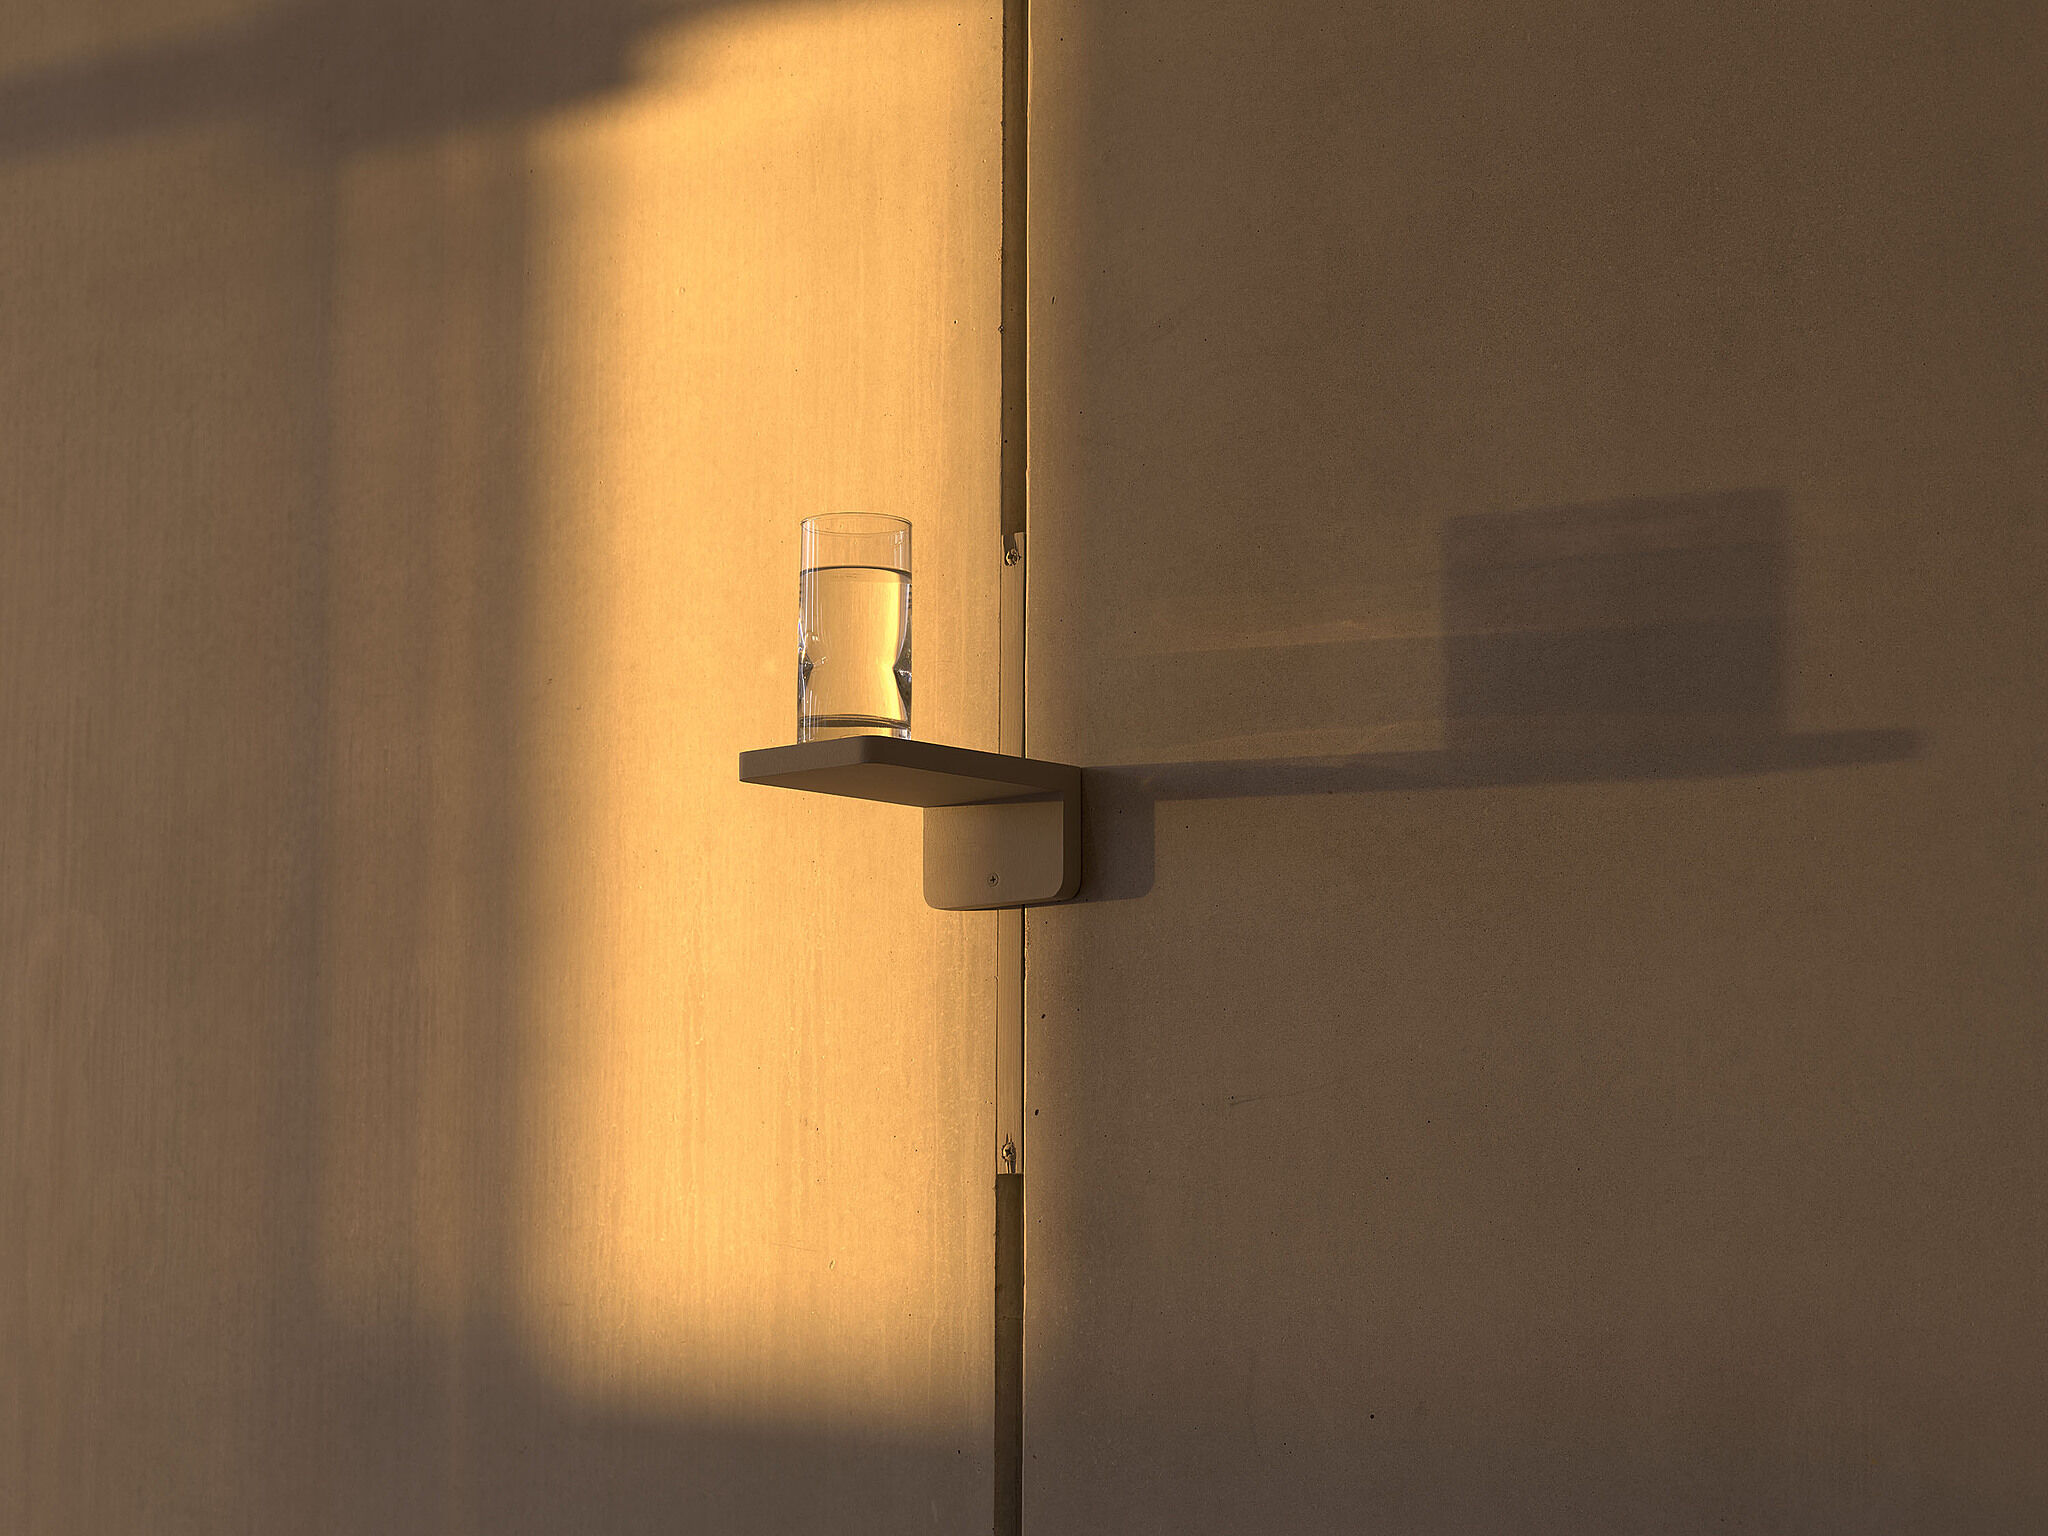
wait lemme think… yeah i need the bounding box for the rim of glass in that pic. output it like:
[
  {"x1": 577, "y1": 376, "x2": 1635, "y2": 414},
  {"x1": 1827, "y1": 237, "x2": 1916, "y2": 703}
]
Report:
[{"x1": 802, "y1": 512, "x2": 911, "y2": 533}]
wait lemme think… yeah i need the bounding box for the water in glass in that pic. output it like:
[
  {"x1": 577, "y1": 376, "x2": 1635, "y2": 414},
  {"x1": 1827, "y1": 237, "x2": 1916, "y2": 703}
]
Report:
[{"x1": 798, "y1": 563, "x2": 911, "y2": 739}]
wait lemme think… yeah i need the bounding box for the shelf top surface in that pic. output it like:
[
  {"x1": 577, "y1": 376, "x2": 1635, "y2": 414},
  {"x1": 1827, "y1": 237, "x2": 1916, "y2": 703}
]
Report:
[{"x1": 739, "y1": 736, "x2": 1080, "y2": 807}]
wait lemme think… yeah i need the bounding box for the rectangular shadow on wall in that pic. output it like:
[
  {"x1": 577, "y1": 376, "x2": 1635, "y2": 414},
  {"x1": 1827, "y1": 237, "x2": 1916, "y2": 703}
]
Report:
[
  {"x1": 1443, "y1": 488, "x2": 1786, "y2": 756},
  {"x1": 1081, "y1": 488, "x2": 1919, "y2": 900}
]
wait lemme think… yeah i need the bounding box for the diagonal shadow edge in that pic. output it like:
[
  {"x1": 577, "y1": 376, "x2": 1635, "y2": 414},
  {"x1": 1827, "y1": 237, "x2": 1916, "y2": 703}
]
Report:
[{"x1": 0, "y1": 0, "x2": 789, "y2": 158}]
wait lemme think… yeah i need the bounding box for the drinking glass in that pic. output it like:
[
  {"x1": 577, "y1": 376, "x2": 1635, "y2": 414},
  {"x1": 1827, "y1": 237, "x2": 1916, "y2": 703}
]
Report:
[{"x1": 798, "y1": 513, "x2": 911, "y2": 741}]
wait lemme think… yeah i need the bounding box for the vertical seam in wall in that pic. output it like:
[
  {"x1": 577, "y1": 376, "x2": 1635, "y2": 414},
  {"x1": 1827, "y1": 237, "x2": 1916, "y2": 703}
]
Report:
[
  {"x1": 995, "y1": 1, "x2": 1028, "y2": 1532},
  {"x1": 1000, "y1": 0, "x2": 1028, "y2": 548}
]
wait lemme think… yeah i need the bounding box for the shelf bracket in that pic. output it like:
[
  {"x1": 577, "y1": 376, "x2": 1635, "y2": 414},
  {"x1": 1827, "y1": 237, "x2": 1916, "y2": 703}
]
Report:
[{"x1": 738, "y1": 736, "x2": 1082, "y2": 910}]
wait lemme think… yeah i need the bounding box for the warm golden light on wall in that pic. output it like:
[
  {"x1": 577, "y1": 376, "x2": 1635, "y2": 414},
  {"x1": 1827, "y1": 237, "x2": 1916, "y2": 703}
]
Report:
[{"x1": 495, "y1": 0, "x2": 997, "y2": 1429}]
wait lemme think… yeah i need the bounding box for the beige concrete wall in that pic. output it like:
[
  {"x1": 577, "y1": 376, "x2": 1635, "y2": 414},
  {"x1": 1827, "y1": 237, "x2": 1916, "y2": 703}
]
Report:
[
  {"x1": 0, "y1": 1, "x2": 1002, "y2": 1530},
  {"x1": 1027, "y1": 2, "x2": 2046, "y2": 1531}
]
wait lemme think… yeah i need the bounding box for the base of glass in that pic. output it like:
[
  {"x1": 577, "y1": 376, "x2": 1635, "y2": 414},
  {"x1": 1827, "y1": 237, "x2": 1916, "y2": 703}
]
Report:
[{"x1": 798, "y1": 716, "x2": 910, "y2": 743}]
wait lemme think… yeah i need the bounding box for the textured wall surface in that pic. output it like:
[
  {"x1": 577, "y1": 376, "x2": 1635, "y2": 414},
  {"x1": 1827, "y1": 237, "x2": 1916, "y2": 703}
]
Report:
[
  {"x1": 9, "y1": 3, "x2": 2046, "y2": 1532},
  {"x1": 1027, "y1": 2, "x2": 2046, "y2": 1532},
  {"x1": 0, "y1": 2, "x2": 1002, "y2": 1530}
]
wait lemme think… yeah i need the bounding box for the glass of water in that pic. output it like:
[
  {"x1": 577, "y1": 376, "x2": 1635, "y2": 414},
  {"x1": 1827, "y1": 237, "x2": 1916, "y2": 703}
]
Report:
[{"x1": 798, "y1": 513, "x2": 912, "y2": 741}]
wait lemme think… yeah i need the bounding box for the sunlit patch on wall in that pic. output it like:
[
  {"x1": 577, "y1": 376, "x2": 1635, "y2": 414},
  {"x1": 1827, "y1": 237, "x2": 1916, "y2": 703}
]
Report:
[{"x1": 499, "y1": 0, "x2": 1000, "y2": 1429}]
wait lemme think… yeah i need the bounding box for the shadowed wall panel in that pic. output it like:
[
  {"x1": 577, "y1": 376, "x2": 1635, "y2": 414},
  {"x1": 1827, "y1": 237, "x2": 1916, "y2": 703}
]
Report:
[{"x1": 1028, "y1": 3, "x2": 2045, "y2": 1532}]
